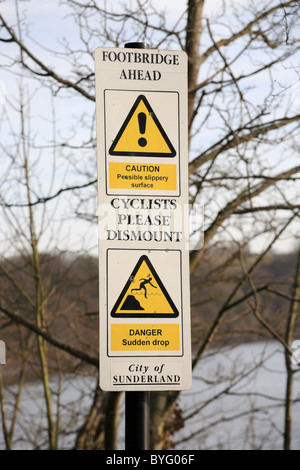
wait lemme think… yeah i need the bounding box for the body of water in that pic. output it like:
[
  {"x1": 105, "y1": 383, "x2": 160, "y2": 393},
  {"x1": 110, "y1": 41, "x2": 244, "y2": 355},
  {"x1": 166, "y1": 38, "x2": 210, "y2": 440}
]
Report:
[{"x1": 1, "y1": 341, "x2": 300, "y2": 450}]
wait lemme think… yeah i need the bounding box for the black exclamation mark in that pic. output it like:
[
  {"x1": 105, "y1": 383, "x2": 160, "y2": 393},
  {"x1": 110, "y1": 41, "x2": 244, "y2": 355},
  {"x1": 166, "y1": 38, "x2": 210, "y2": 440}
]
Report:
[{"x1": 138, "y1": 112, "x2": 147, "y2": 147}]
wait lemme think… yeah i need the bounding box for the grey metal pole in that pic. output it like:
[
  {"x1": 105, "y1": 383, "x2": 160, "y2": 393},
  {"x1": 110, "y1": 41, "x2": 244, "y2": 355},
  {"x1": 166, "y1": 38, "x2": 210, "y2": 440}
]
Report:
[
  {"x1": 125, "y1": 391, "x2": 150, "y2": 450},
  {"x1": 124, "y1": 40, "x2": 151, "y2": 451},
  {"x1": 124, "y1": 42, "x2": 150, "y2": 50}
]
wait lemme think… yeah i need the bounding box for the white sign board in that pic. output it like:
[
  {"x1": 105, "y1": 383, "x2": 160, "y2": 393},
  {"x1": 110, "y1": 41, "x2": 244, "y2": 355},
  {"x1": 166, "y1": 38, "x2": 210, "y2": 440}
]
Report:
[{"x1": 95, "y1": 46, "x2": 192, "y2": 391}]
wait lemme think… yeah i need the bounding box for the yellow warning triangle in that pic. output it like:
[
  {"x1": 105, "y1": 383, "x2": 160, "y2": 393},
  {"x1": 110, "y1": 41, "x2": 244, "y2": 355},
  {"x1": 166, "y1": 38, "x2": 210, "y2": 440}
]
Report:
[
  {"x1": 111, "y1": 255, "x2": 179, "y2": 317},
  {"x1": 109, "y1": 95, "x2": 176, "y2": 157}
]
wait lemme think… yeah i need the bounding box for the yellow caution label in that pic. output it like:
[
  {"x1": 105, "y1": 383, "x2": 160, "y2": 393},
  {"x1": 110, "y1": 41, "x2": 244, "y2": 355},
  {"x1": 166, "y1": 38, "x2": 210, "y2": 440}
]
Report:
[
  {"x1": 110, "y1": 324, "x2": 180, "y2": 351},
  {"x1": 109, "y1": 162, "x2": 177, "y2": 191}
]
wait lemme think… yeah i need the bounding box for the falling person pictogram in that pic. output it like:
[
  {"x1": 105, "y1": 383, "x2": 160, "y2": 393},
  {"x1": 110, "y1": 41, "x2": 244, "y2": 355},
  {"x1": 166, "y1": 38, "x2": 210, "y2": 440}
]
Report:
[
  {"x1": 111, "y1": 255, "x2": 179, "y2": 318},
  {"x1": 131, "y1": 276, "x2": 157, "y2": 299}
]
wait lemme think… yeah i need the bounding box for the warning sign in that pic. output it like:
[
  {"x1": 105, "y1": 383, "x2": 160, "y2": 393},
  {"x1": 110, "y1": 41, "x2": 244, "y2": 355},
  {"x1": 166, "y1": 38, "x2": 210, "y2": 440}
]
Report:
[
  {"x1": 108, "y1": 162, "x2": 177, "y2": 191},
  {"x1": 109, "y1": 95, "x2": 176, "y2": 157},
  {"x1": 110, "y1": 324, "x2": 180, "y2": 351},
  {"x1": 111, "y1": 255, "x2": 179, "y2": 318},
  {"x1": 95, "y1": 48, "x2": 192, "y2": 390}
]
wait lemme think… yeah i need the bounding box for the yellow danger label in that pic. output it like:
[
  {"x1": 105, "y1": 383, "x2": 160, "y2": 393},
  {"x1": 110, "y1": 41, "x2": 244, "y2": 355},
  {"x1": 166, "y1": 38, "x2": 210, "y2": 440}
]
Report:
[
  {"x1": 109, "y1": 95, "x2": 176, "y2": 157},
  {"x1": 109, "y1": 162, "x2": 177, "y2": 191},
  {"x1": 110, "y1": 324, "x2": 180, "y2": 351}
]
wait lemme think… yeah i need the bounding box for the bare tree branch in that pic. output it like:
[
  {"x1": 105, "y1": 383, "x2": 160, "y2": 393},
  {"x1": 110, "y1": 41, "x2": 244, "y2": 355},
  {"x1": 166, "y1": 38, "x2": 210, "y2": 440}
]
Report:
[{"x1": 0, "y1": 304, "x2": 99, "y2": 367}]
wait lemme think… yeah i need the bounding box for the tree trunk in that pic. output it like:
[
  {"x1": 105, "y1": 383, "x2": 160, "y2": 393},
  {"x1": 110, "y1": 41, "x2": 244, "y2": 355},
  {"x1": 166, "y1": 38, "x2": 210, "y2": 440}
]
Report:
[
  {"x1": 284, "y1": 245, "x2": 300, "y2": 450},
  {"x1": 148, "y1": 1, "x2": 205, "y2": 450},
  {"x1": 186, "y1": 0, "x2": 205, "y2": 142},
  {"x1": 150, "y1": 391, "x2": 179, "y2": 449}
]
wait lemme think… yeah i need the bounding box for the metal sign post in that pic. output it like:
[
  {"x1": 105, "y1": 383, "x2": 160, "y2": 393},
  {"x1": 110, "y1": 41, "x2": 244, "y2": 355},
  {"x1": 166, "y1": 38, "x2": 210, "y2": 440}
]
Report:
[
  {"x1": 95, "y1": 40, "x2": 192, "y2": 449},
  {"x1": 124, "y1": 43, "x2": 150, "y2": 452},
  {"x1": 125, "y1": 390, "x2": 150, "y2": 450}
]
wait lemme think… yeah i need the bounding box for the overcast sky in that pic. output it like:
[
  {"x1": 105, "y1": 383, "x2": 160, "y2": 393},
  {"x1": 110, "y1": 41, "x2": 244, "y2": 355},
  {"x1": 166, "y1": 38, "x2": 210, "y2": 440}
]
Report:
[{"x1": 0, "y1": 0, "x2": 299, "y2": 255}]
